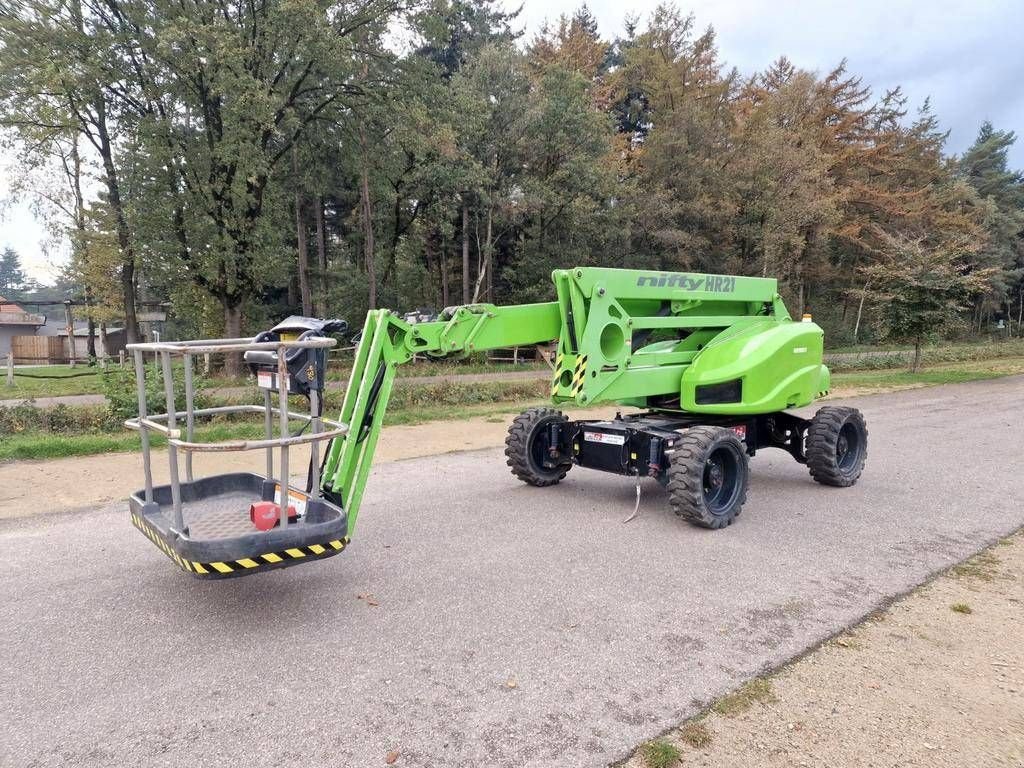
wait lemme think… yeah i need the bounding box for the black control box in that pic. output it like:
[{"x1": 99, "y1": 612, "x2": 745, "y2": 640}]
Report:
[{"x1": 243, "y1": 316, "x2": 347, "y2": 396}]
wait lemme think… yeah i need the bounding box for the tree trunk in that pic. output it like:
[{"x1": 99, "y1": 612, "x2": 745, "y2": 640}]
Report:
[
  {"x1": 223, "y1": 303, "x2": 243, "y2": 377},
  {"x1": 358, "y1": 129, "x2": 376, "y2": 310},
  {"x1": 440, "y1": 234, "x2": 450, "y2": 307},
  {"x1": 93, "y1": 96, "x2": 140, "y2": 343},
  {"x1": 63, "y1": 301, "x2": 76, "y2": 365},
  {"x1": 360, "y1": 167, "x2": 376, "y2": 309},
  {"x1": 424, "y1": 226, "x2": 438, "y2": 307},
  {"x1": 85, "y1": 291, "x2": 97, "y2": 361},
  {"x1": 853, "y1": 281, "x2": 869, "y2": 344},
  {"x1": 912, "y1": 335, "x2": 922, "y2": 373},
  {"x1": 487, "y1": 247, "x2": 494, "y2": 301},
  {"x1": 471, "y1": 205, "x2": 493, "y2": 303},
  {"x1": 1017, "y1": 288, "x2": 1023, "y2": 338},
  {"x1": 70, "y1": 138, "x2": 96, "y2": 361},
  {"x1": 99, "y1": 322, "x2": 109, "y2": 360},
  {"x1": 293, "y1": 148, "x2": 312, "y2": 316},
  {"x1": 315, "y1": 196, "x2": 327, "y2": 317},
  {"x1": 461, "y1": 200, "x2": 470, "y2": 305}
]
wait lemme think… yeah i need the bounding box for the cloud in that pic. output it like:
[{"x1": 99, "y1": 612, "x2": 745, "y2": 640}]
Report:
[{"x1": 515, "y1": 0, "x2": 1024, "y2": 163}]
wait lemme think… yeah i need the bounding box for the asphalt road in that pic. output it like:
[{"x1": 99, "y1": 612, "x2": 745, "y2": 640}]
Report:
[{"x1": 3, "y1": 377, "x2": 1023, "y2": 767}]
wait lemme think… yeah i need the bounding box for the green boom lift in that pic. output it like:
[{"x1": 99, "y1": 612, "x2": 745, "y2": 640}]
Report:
[{"x1": 126, "y1": 267, "x2": 867, "y2": 579}]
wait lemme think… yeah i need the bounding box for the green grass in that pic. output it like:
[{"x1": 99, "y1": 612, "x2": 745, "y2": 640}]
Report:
[
  {"x1": 10, "y1": 339, "x2": 1024, "y2": 400},
  {"x1": 950, "y1": 603, "x2": 973, "y2": 615},
  {"x1": 327, "y1": 358, "x2": 548, "y2": 381},
  {"x1": 6, "y1": 351, "x2": 1024, "y2": 463},
  {"x1": 678, "y1": 720, "x2": 713, "y2": 748},
  {"x1": 950, "y1": 551, "x2": 1002, "y2": 583},
  {"x1": 640, "y1": 739, "x2": 681, "y2": 768},
  {"x1": 201, "y1": 358, "x2": 549, "y2": 388},
  {"x1": 826, "y1": 339, "x2": 1024, "y2": 372},
  {"x1": 3, "y1": 364, "x2": 111, "y2": 397},
  {"x1": 4, "y1": 357, "x2": 548, "y2": 399},
  {"x1": 0, "y1": 393, "x2": 551, "y2": 462},
  {"x1": 0, "y1": 422, "x2": 270, "y2": 461},
  {"x1": 826, "y1": 337, "x2": 1024, "y2": 356},
  {"x1": 830, "y1": 364, "x2": 1019, "y2": 391},
  {"x1": 711, "y1": 678, "x2": 777, "y2": 717}
]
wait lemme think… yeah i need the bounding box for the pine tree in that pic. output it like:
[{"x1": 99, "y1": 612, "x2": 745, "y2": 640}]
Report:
[{"x1": 0, "y1": 248, "x2": 31, "y2": 298}]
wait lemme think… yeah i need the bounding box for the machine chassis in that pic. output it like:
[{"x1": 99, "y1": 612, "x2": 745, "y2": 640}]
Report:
[{"x1": 538, "y1": 410, "x2": 809, "y2": 482}]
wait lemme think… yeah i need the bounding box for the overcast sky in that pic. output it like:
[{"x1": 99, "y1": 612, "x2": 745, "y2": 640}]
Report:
[{"x1": 2, "y1": 0, "x2": 1021, "y2": 284}]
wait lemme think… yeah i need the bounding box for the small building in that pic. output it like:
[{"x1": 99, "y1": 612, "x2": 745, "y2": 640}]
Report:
[
  {"x1": 28, "y1": 321, "x2": 127, "y2": 364},
  {"x1": 0, "y1": 296, "x2": 46, "y2": 359},
  {"x1": 3, "y1": 295, "x2": 129, "y2": 363}
]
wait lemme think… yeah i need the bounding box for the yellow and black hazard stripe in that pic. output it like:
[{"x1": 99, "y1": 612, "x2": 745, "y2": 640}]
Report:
[
  {"x1": 551, "y1": 352, "x2": 565, "y2": 396},
  {"x1": 570, "y1": 354, "x2": 588, "y2": 398},
  {"x1": 131, "y1": 512, "x2": 348, "y2": 579}
]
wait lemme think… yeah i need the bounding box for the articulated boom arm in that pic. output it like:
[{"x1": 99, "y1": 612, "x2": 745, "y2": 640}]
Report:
[
  {"x1": 321, "y1": 267, "x2": 828, "y2": 535},
  {"x1": 320, "y1": 301, "x2": 562, "y2": 533}
]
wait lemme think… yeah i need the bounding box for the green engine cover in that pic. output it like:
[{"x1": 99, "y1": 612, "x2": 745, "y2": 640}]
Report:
[{"x1": 681, "y1": 319, "x2": 830, "y2": 414}]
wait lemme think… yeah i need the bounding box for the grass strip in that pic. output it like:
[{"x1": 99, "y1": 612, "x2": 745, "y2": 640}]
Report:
[{"x1": 4, "y1": 358, "x2": 1022, "y2": 462}]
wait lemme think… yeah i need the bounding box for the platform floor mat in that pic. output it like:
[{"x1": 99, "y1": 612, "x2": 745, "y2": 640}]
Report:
[{"x1": 166, "y1": 491, "x2": 261, "y2": 541}]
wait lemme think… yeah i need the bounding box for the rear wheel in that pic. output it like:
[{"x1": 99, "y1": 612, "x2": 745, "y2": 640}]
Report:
[
  {"x1": 505, "y1": 407, "x2": 572, "y2": 487},
  {"x1": 666, "y1": 426, "x2": 749, "y2": 529},
  {"x1": 806, "y1": 406, "x2": 868, "y2": 487}
]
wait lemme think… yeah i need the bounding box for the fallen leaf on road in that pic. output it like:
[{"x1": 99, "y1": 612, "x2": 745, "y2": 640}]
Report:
[
  {"x1": 506, "y1": 677, "x2": 518, "y2": 689},
  {"x1": 357, "y1": 593, "x2": 380, "y2": 607},
  {"x1": 385, "y1": 750, "x2": 400, "y2": 764}
]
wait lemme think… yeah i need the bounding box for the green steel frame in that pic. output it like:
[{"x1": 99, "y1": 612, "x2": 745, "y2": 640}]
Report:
[{"x1": 321, "y1": 267, "x2": 830, "y2": 535}]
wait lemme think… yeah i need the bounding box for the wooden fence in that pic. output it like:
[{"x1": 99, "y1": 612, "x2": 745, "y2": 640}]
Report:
[{"x1": 11, "y1": 335, "x2": 67, "y2": 364}]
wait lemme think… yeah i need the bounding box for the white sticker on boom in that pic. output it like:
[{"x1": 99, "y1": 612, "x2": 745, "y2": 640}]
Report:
[
  {"x1": 584, "y1": 431, "x2": 626, "y2": 445},
  {"x1": 257, "y1": 371, "x2": 289, "y2": 389}
]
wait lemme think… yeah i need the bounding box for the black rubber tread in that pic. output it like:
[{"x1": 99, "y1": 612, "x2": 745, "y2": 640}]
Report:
[
  {"x1": 504, "y1": 407, "x2": 571, "y2": 487},
  {"x1": 806, "y1": 406, "x2": 868, "y2": 487},
  {"x1": 666, "y1": 426, "x2": 749, "y2": 529}
]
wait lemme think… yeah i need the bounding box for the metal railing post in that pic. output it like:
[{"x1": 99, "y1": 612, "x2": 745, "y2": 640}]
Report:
[
  {"x1": 309, "y1": 389, "x2": 321, "y2": 503},
  {"x1": 183, "y1": 353, "x2": 196, "y2": 482},
  {"x1": 277, "y1": 345, "x2": 290, "y2": 528},
  {"x1": 263, "y1": 388, "x2": 274, "y2": 481},
  {"x1": 160, "y1": 350, "x2": 184, "y2": 531},
  {"x1": 133, "y1": 349, "x2": 154, "y2": 502}
]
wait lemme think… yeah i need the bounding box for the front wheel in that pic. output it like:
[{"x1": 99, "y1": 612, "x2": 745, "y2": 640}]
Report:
[
  {"x1": 806, "y1": 406, "x2": 868, "y2": 487},
  {"x1": 666, "y1": 426, "x2": 749, "y2": 529},
  {"x1": 505, "y1": 407, "x2": 572, "y2": 487}
]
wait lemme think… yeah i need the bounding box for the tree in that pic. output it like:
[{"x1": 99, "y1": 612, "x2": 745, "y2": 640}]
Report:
[
  {"x1": 862, "y1": 234, "x2": 993, "y2": 371},
  {"x1": 731, "y1": 62, "x2": 840, "y2": 309},
  {"x1": 0, "y1": 0, "x2": 143, "y2": 339},
  {"x1": 957, "y1": 123, "x2": 1024, "y2": 333},
  {"x1": 529, "y1": 6, "x2": 614, "y2": 109},
  {"x1": 451, "y1": 42, "x2": 531, "y2": 302},
  {"x1": 62, "y1": 199, "x2": 126, "y2": 357},
  {"x1": 615, "y1": 7, "x2": 740, "y2": 271},
  {"x1": 0, "y1": 248, "x2": 32, "y2": 298}
]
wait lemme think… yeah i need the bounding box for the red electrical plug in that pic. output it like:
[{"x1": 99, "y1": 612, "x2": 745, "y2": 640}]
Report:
[{"x1": 250, "y1": 501, "x2": 298, "y2": 532}]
